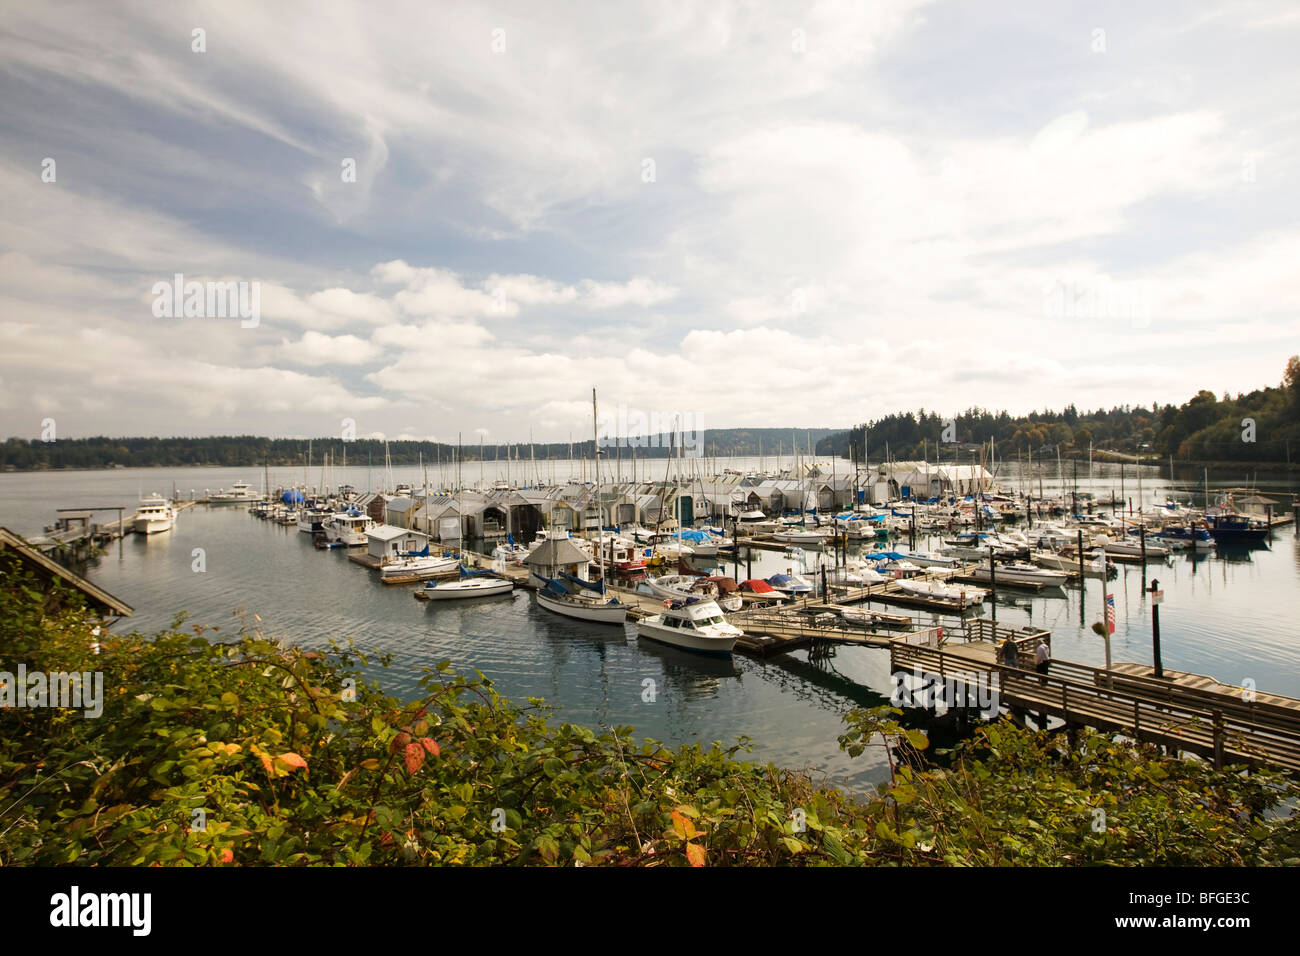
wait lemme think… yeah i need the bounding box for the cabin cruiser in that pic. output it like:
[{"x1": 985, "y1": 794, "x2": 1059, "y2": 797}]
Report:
[
  {"x1": 1090, "y1": 534, "x2": 1170, "y2": 559},
  {"x1": 636, "y1": 598, "x2": 742, "y2": 656},
  {"x1": 964, "y1": 563, "x2": 1069, "y2": 588},
  {"x1": 1031, "y1": 550, "x2": 1107, "y2": 578},
  {"x1": 894, "y1": 577, "x2": 986, "y2": 605},
  {"x1": 323, "y1": 511, "x2": 375, "y2": 546},
  {"x1": 209, "y1": 480, "x2": 260, "y2": 503},
  {"x1": 296, "y1": 505, "x2": 332, "y2": 534},
  {"x1": 132, "y1": 494, "x2": 176, "y2": 535}
]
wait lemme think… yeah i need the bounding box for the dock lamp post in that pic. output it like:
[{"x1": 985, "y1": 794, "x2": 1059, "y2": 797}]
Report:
[{"x1": 1148, "y1": 578, "x2": 1164, "y2": 679}]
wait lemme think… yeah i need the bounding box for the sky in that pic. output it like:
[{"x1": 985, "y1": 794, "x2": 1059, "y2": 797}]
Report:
[{"x1": 2, "y1": 0, "x2": 1298, "y2": 444}]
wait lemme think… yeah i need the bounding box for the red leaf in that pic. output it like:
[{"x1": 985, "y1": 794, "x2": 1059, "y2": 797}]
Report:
[
  {"x1": 391, "y1": 731, "x2": 411, "y2": 754},
  {"x1": 419, "y1": 737, "x2": 440, "y2": 757},
  {"x1": 275, "y1": 752, "x2": 308, "y2": 774},
  {"x1": 404, "y1": 742, "x2": 425, "y2": 775},
  {"x1": 220, "y1": 848, "x2": 234, "y2": 863},
  {"x1": 686, "y1": 842, "x2": 706, "y2": 867}
]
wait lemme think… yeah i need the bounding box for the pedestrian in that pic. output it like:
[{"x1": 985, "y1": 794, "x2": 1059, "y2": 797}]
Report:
[
  {"x1": 1035, "y1": 639, "x2": 1050, "y2": 677},
  {"x1": 1000, "y1": 636, "x2": 1018, "y2": 669}
]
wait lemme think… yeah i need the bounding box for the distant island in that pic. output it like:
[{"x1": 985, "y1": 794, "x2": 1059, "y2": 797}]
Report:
[{"x1": 0, "y1": 428, "x2": 840, "y2": 471}]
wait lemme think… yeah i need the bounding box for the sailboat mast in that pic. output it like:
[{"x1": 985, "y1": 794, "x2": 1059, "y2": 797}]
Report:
[{"x1": 592, "y1": 388, "x2": 604, "y2": 583}]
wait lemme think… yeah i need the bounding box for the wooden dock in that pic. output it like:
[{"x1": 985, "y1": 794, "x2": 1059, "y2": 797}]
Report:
[{"x1": 890, "y1": 620, "x2": 1300, "y2": 772}]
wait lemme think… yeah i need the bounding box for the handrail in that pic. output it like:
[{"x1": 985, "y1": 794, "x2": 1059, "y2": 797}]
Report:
[{"x1": 892, "y1": 642, "x2": 1300, "y2": 760}]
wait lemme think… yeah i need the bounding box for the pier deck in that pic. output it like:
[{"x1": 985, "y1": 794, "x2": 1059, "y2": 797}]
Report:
[{"x1": 890, "y1": 622, "x2": 1300, "y2": 772}]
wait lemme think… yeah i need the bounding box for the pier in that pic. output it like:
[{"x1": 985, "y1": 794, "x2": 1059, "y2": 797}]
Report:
[{"x1": 890, "y1": 620, "x2": 1300, "y2": 772}]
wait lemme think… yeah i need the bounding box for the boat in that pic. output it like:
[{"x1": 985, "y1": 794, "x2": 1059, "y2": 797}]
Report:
[
  {"x1": 642, "y1": 573, "x2": 717, "y2": 602},
  {"x1": 765, "y1": 572, "x2": 815, "y2": 596},
  {"x1": 415, "y1": 565, "x2": 514, "y2": 600},
  {"x1": 1151, "y1": 526, "x2": 1214, "y2": 551},
  {"x1": 894, "y1": 577, "x2": 986, "y2": 604},
  {"x1": 535, "y1": 579, "x2": 628, "y2": 623},
  {"x1": 636, "y1": 598, "x2": 742, "y2": 656},
  {"x1": 323, "y1": 510, "x2": 375, "y2": 546},
  {"x1": 1205, "y1": 512, "x2": 1270, "y2": 544},
  {"x1": 963, "y1": 563, "x2": 1069, "y2": 587},
  {"x1": 208, "y1": 480, "x2": 260, "y2": 503},
  {"x1": 379, "y1": 553, "x2": 459, "y2": 582},
  {"x1": 1031, "y1": 549, "x2": 1107, "y2": 578},
  {"x1": 132, "y1": 494, "x2": 176, "y2": 535},
  {"x1": 1091, "y1": 534, "x2": 1170, "y2": 559},
  {"x1": 531, "y1": 388, "x2": 628, "y2": 626},
  {"x1": 296, "y1": 505, "x2": 332, "y2": 534},
  {"x1": 772, "y1": 527, "x2": 831, "y2": 546}
]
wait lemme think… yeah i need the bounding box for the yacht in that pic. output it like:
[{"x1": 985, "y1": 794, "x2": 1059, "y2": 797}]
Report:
[
  {"x1": 323, "y1": 511, "x2": 375, "y2": 546},
  {"x1": 132, "y1": 494, "x2": 176, "y2": 535},
  {"x1": 209, "y1": 480, "x2": 260, "y2": 504},
  {"x1": 636, "y1": 598, "x2": 742, "y2": 656},
  {"x1": 296, "y1": 505, "x2": 332, "y2": 534}
]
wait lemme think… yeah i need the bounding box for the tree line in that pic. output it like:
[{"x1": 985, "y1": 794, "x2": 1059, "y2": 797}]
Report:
[
  {"x1": 823, "y1": 357, "x2": 1300, "y2": 465},
  {"x1": 0, "y1": 428, "x2": 839, "y2": 471}
]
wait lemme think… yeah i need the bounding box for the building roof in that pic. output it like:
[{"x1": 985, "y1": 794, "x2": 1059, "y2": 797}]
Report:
[
  {"x1": 366, "y1": 525, "x2": 429, "y2": 542},
  {"x1": 0, "y1": 527, "x2": 133, "y2": 618},
  {"x1": 526, "y1": 536, "x2": 592, "y2": 567}
]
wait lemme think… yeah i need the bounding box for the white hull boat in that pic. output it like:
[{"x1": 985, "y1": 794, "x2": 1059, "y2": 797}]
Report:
[
  {"x1": 380, "y1": 554, "x2": 459, "y2": 582},
  {"x1": 132, "y1": 494, "x2": 176, "y2": 535},
  {"x1": 417, "y1": 576, "x2": 514, "y2": 600},
  {"x1": 636, "y1": 598, "x2": 740, "y2": 656},
  {"x1": 535, "y1": 587, "x2": 628, "y2": 624},
  {"x1": 895, "y1": 578, "x2": 986, "y2": 604},
  {"x1": 208, "y1": 481, "x2": 260, "y2": 504}
]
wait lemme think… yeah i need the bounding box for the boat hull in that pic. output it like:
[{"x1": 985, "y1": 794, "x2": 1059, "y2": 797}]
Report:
[
  {"x1": 636, "y1": 619, "x2": 738, "y2": 656},
  {"x1": 535, "y1": 589, "x2": 628, "y2": 624},
  {"x1": 418, "y1": 578, "x2": 514, "y2": 600}
]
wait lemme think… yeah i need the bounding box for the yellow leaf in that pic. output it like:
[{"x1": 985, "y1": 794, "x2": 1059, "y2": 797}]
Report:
[{"x1": 685, "y1": 842, "x2": 706, "y2": 867}]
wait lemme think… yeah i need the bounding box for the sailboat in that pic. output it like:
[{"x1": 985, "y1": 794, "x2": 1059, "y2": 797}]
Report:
[
  {"x1": 532, "y1": 388, "x2": 627, "y2": 625},
  {"x1": 416, "y1": 563, "x2": 514, "y2": 601}
]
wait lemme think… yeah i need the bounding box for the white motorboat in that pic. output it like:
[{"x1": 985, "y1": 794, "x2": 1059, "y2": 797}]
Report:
[
  {"x1": 1091, "y1": 534, "x2": 1170, "y2": 559},
  {"x1": 895, "y1": 577, "x2": 986, "y2": 604},
  {"x1": 297, "y1": 506, "x2": 332, "y2": 534},
  {"x1": 1031, "y1": 550, "x2": 1106, "y2": 578},
  {"x1": 416, "y1": 569, "x2": 514, "y2": 600},
  {"x1": 323, "y1": 511, "x2": 375, "y2": 546},
  {"x1": 636, "y1": 598, "x2": 741, "y2": 656},
  {"x1": 964, "y1": 563, "x2": 1069, "y2": 587},
  {"x1": 642, "y1": 574, "x2": 715, "y2": 602},
  {"x1": 132, "y1": 494, "x2": 176, "y2": 535},
  {"x1": 379, "y1": 553, "x2": 459, "y2": 582},
  {"x1": 893, "y1": 549, "x2": 962, "y2": 570},
  {"x1": 772, "y1": 527, "x2": 831, "y2": 546},
  {"x1": 208, "y1": 480, "x2": 260, "y2": 503},
  {"x1": 844, "y1": 564, "x2": 888, "y2": 586}
]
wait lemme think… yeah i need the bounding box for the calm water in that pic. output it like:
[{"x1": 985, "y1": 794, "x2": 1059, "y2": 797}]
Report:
[{"x1": 3, "y1": 462, "x2": 1298, "y2": 794}]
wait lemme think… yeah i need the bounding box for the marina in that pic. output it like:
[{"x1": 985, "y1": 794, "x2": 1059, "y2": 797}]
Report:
[{"x1": 5, "y1": 458, "x2": 1298, "y2": 790}]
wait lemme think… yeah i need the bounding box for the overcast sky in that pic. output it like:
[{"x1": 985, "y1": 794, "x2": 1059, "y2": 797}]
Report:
[{"x1": 2, "y1": 1, "x2": 1298, "y2": 443}]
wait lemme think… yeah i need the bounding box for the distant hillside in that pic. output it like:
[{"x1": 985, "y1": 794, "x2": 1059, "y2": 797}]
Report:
[
  {"x1": 818, "y1": 357, "x2": 1300, "y2": 465},
  {"x1": 1, "y1": 427, "x2": 841, "y2": 471}
]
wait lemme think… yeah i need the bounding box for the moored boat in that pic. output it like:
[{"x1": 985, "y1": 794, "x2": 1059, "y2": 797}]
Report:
[{"x1": 636, "y1": 598, "x2": 741, "y2": 656}]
